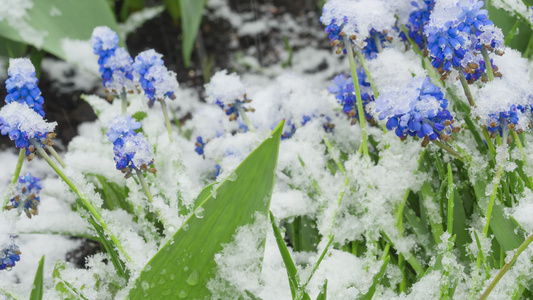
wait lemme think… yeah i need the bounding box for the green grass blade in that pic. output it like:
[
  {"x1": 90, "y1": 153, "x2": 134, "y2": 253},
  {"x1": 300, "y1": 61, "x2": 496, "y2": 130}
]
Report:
[
  {"x1": 29, "y1": 256, "x2": 45, "y2": 300},
  {"x1": 270, "y1": 211, "x2": 300, "y2": 299},
  {"x1": 180, "y1": 0, "x2": 207, "y2": 67},
  {"x1": 360, "y1": 256, "x2": 390, "y2": 300},
  {"x1": 302, "y1": 236, "x2": 334, "y2": 290},
  {"x1": 128, "y1": 121, "x2": 284, "y2": 299},
  {"x1": 447, "y1": 163, "x2": 454, "y2": 235}
]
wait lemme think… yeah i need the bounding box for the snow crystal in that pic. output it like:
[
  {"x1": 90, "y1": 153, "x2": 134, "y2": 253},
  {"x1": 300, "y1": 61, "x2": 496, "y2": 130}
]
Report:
[
  {"x1": 205, "y1": 70, "x2": 247, "y2": 105},
  {"x1": 49, "y1": 5, "x2": 61, "y2": 17},
  {"x1": 0, "y1": 102, "x2": 57, "y2": 137},
  {"x1": 7, "y1": 58, "x2": 36, "y2": 89},
  {"x1": 0, "y1": 0, "x2": 48, "y2": 48},
  {"x1": 61, "y1": 38, "x2": 100, "y2": 75},
  {"x1": 320, "y1": 0, "x2": 396, "y2": 40}
]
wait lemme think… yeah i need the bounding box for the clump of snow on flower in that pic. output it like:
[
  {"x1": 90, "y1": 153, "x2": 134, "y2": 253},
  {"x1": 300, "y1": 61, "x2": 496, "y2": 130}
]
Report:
[
  {"x1": 145, "y1": 65, "x2": 179, "y2": 100},
  {"x1": 6, "y1": 58, "x2": 37, "y2": 88},
  {"x1": 91, "y1": 26, "x2": 119, "y2": 51},
  {"x1": 472, "y1": 48, "x2": 533, "y2": 131},
  {"x1": 0, "y1": 102, "x2": 56, "y2": 137},
  {"x1": 320, "y1": 0, "x2": 396, "y2": 40},
  {"x1": 205, "y1": 70, "x2": 247, "y2": 105}
]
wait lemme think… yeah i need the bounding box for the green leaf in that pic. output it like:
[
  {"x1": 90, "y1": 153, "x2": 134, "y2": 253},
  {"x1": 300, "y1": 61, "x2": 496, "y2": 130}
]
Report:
[
  {"x1": 270, "y1": 211, "x2": 301, "y2": 299},
  {"x1": 29, "y1": 256, "x2": 45, "y2": 300},
  {"x1": 163, "y1": 0, "x2": 181, "y2": 25},
  {"x1": 180, "y1": 0, "x2": 207, "y2": 67},
  {"x1": 128, "y1": 121, "x2": 284, "y2": 299},
  {"x1": 93, "y1": 175, "x2": 132, "y2": 213},
  {"x1": 316, "y1": 280, "x2": 327, "y2": 300},
  {"x1": 0, "y1": 36, "x2": 27, "y2": 58},
  {"x1": 0, "y1": 0, "x2": 119, "y2": 62},
  {"x1": 132, "y1": 111, "x2": 148, "y2": 122},
  {"x1": 360, "y1": 256, "x2": 390, "y2": 300}
]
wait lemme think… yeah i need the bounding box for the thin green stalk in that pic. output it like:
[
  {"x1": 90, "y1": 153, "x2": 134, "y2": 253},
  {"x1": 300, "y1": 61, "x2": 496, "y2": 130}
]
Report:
[
  {"x1": 235, "y1": 102, "x2": 256, "y2": 132},
  {"x1": 479, "y1": 233, "x2": 533, "y2": 300},
  {"x1": 482, "y1": 162, "x2": 503, "y2": 237},
  {"x1": 432, "y1": 140, "x2": 464, "y2": 161},
  {"x1": 2, "y1": 148, "x2": 25, "y2": 209},
  {"x1": 482, "y1": 128, "x2": 497, "y2": 161},
  {"x1": 504, "y1": 20, "x2": 521, "y2": 46},
  {"x1": 46, "y1": 145, "x2": 66, "y2": 168},
  {"x1": 32, "y1": 140, "x2": 132, "y2": 264},
  {"x1": 511, "y1": 130, "x2": 533, "y2": 188},
  {"x1": 136, "y1": 169, "x2": 167, "y2": 230},
  {"x1": 120, "y1": 90, "x2": 128, "y2": 115},
  {"x1": 398, "y1": 23, "x2": 422, "y2": 56},
  {"x1": 480, "y1": 46, "x2": 494, "y2": 82},
  {"x1": 355, "y1": 51, "x2": 379, "y2": 97},
  {"x1": 323, "y1": 134, "x2": 346, "y2": 175},
  {"x1": 298, "y1": 156, "x2": 322, "y2": 196},
  {"x1": 458, "y1": 71, "x2": 476, "y2": 107},
  {"x1": 398, "y1": 254, "x2": 406, "y2": 293},
  {"x1": 374, "y1": 34, "x2": 383, "y2": 53},
  {"x1": 395, "y1": 149, "x2": 426, "y2": 233},
  {"x1": 0, "y1": 287, "x2": 18, "y2": 300},
  {"x1": 160, "y1": 99, "x2": 174, "y2": 141},
  {"x1": 447, "y1": 163, "x2": 454, "y2": 235},
  {"x1": 329, "y1": 177, "x2": 350, "y2": 239},
  {"x1": 344, "y1": 37, "x2": 369, "y2": 157}
]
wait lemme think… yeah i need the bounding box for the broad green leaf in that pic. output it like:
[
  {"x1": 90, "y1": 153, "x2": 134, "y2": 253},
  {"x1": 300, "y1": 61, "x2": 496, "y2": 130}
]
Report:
[
  {"x1": 359, "y1": 256, "x2": 390, "y2": 300},
  {"x1": 93, "y1": 175, "x2": 132, "y2": 213},
  {"x1": 128, "y1": 121, "x2": 284, "y2": 299},
  {"x1": 179, "y1": 0, "x2": 207, "y2": 67},
  {"x1": 472, "y1": 181, "x2": 525, "y2": 251},
  {"x1": 0, "y1": 36, "x2": 27, "y2": 58},
  {"x1": 29, "y1": 256, "x2": 45, "y2": 300},
  {"x1": 0, "y1": 0, "x2": 119, "y2": 61},
  {"x1": 452, "y1": 190, "x2": 472, "y2": 261}
]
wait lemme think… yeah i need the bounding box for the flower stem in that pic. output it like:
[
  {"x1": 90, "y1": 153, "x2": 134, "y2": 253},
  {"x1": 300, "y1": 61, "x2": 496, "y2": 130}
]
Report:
[
  {"x1": 355, "y1": 51, "x2": 379, "y2": 97},
  {"x1": 136, "y1": 169, "x2": 168, "y2": 230},
  {"x1": 344, "y1": 37, "x2": 369, "y2": 157},
  {"x1": 511, "y1": 130, "x2": 533, "y2": 188},
  {"x1": 458, "y1": 71, "x2": 476, "y2": 107},
  {"x1": 2, "y1": 148, "x2": 25, "y2": 209},
  {"x1": 374, "y1": 34, "x2": 383, "y2": 53},
  {"x1": 482, "y1": 158, "x2": 504, "y2": 238},
  {"x1": 120, "y1": 90, "x2": 128, "y2": 115},
  {"x1": 479, "y1": 233, "x2": 533, "y2": 300},
  {"x1": 46, "y1": 145, "x2": 66, "y2": 168},
  {"x1": 160, "y1": 99, "x2": 174, "y2": 142},
  {"x1": 432, "y1": 140, "x2": 464, "y2": 161},
  {"x1": 480, "y1": 46, "x2": 494, "y2": 82},
  {"x1": 398, "y1": 24, "x2": 422, "y2": 56},
  {"x1": 235, "y1": 102, "x2": 256, "y2": 132},
  {"x1": 31, "y1": 140, "x2": 132, "y2": 264}
]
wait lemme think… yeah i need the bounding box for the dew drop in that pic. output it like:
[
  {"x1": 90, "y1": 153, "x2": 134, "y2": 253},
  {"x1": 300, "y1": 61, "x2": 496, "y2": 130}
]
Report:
[
  {"x1": 186, "y1": 270, "x2": 199, "y2": 286},
  {"x1": 194, "y1": 207, "x2": 205, "y2": 219},
  {"x1": 141, "y1": 281, "x2": 150, "y2": 291},
  {"x1": 178, "y1": 290, "x2": 188, "y2": 298},
  {"x1": 182, "y1": 224, "x2": 189, "y2": 231},
  {"x1": 162, "y1": 289, "x2": 172, "y2": 296}
]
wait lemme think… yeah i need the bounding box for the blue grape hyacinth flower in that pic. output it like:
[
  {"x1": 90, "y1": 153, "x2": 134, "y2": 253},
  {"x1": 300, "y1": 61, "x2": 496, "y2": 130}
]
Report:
[
  {"x1": 91, "y1": 26, "x2": 136, "y2": 93},
  {"x1": 0, "y1": 102, "x2": 57, "y2": 158},
  {"x1": 400, "y1": 0, "x2": 435, "y2": 51},
  {"x1": 205, "y1": 70, "x2": 254, "y2": 122},
  {"x1": 328, "y1": 72, "x2": 374, "y2": 125},
  {"x1": 5, "y1": 58, "x2": 45, "y2": 117},
  {"x1": 107, "y1": 115, "x2": 156, "y2": 178},
  {"x1": 0, "y1": 243, "x2": 21, "y2": 271},
  {"x1": 375, "y1": 77, "x2": 457, "y2": 144},
  {"x1": 195, "y1": 136, "x2": 206, "y2": 155},
  {"x1": 7, "y1": 173, "x2": 42, "y2": 218},
  {"x1": 486, "y1": 105, "x2": 525, "y2": 137},
  {"x1": 133, "y1": 49, "x2": 179, "y2": 107}
]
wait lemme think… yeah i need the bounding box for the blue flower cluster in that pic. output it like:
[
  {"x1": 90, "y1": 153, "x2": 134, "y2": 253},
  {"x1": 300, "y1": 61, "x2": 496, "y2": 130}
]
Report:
[
  {"x1": 400, "y1": 0, "x2": 435, "y2": 51},
  {"x1": 362, "y1": 29, "x2": 391, "y2": 59},
  {"x1": 323, "y1": 21, "x2": 351, "y2": 55},
  {"x1": 195, "y1": 136, "x2": 206, "y2": 155},
  {"x1": 377, "y1": 78, "x2": 457, "y2": 143},
  {"x1": 5, "y1": 58, "x2": 45, "y2": 117},
  {"x1": 463, "y1": 59, "x2": 501, "y2": 83},
  {"x1": 0, "y1": 102, "x2": 56, "y2": 158},
  {"x1": 425, "y1": 26, "x2": 467, "y2": 73},
  {"x1": 133, "y1": 50, "x2": 178, "y2": 107},
  {"x1": 328, "y1": 72, "x2": 373, "y2": 125},
  {"x1": 0, "y1": 243, "x2": 21, "y2": 271},
  {"x1": 91, "y1": 26, "x2": 135, "y2": 93},
  {"x1": 107, "y1": 116, "x2": 156, "y2": 178},
  {"x1": 456, "y1": 1, "x2": 493, "y2": 49},
  {"x1": 7, "y1": 173, "x2": 42, "y2": 218},
  {"x1": 486, "y1": 105, "x2": 525, "y2": 137}
]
